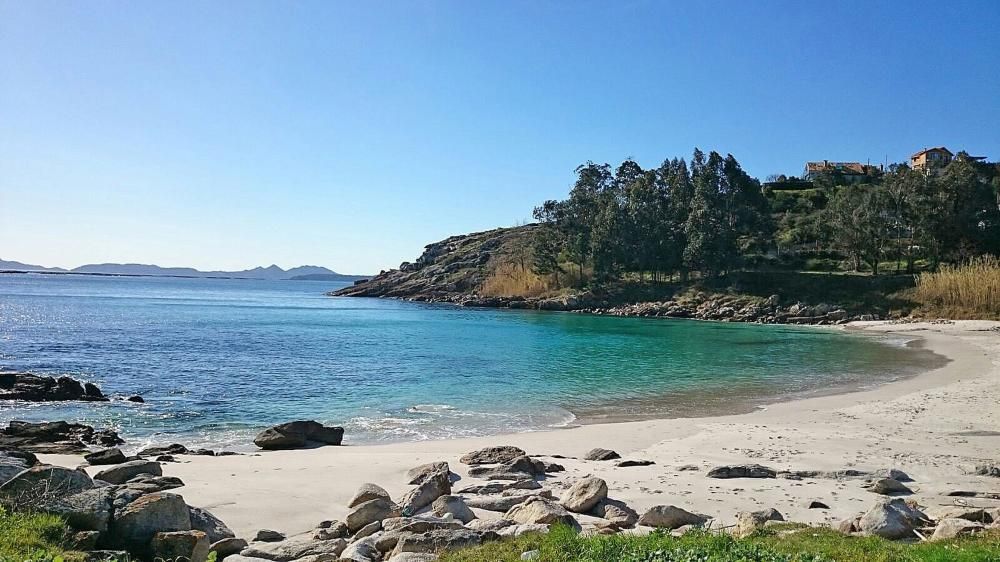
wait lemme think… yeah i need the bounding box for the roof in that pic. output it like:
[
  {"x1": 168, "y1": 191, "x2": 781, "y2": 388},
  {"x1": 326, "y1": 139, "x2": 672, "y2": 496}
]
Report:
[
  {"x1": 804, "y1": 161, "x2": 869, "y2": 175},
  {"x1": 911, "y1": 147, "x2": 953, "y2": 159}
]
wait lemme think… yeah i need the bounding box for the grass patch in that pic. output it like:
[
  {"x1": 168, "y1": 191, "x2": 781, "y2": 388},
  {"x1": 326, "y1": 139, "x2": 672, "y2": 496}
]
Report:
[
  {"x1": 913, "y1": 256, "x2": 1000, "y2": 319},
  {"x1": 438, "y1": 525, "x2": 1000, "y2": 562},
  {"x1": 0, "y1": 507, "x2": 85, "y2": 562}
]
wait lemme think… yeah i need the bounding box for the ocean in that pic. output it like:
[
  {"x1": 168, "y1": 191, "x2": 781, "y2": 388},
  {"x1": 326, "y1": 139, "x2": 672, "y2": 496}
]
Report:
[{"x1": 0, "y1": 273, "x2": 937, "y2": 451}]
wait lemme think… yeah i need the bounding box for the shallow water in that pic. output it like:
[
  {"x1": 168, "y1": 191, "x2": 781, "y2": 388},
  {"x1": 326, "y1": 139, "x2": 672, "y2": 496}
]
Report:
[{"x1": 0, "y1": 273, "x2": 938, "y2": 451}]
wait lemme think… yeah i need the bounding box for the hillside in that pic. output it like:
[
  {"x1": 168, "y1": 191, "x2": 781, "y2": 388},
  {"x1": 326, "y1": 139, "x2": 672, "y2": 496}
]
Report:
[{"x1": 1, "y1": 260, "x2": 366, "y2": 281}]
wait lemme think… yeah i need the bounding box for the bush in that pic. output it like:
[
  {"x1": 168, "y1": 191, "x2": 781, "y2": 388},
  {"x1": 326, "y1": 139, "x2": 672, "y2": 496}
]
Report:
[{"x1": 0, "y1": 507, "x2": 79, "y2": 562}]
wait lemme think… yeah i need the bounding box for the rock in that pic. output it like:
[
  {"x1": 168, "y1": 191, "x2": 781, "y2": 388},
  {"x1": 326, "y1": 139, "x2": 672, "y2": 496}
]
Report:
[
  {"x1": 126, "y1": 395, "x2": 145, "y2": 403},
  {"x1": 255, "y1": 529, "x2": 286, "y2": 542},
  {"x1": 138, "y1": 443, "x2": 189, "y2": 457},
  {"x1": 431, "y1": 495, "x2": 476, "y2": 523},
  {"x1": 638, "y1": 505, "x2": 707, "y2": 530},
  {"x1": 504, "y1": 497, "x2": 580, "y2": 531},
  {"x1": 151, "y1": 530, "x2": 210, "y2": 562},
  {"x1": 390, "y1": 529, "x2": 497, "y2": 558},
  {"x1": 857, "y1": 497, "x2": 927, "y2": 539},
  {"x1": 583, "y1": 448, "x2": 620, "y2": 461},
  {"x1": 975, "y1": 464, "x2": 1000, "y2": 477},
  {"x1": 123, "y1": 474, "x2": 184, "y2": 494},
  {"x1": 803, "y1": 499, "x2": 830, "y2": 509},
  {"x1": 590, "y1": 498, "x2": 638, "y2": 528},
  {"x1": 84, "y1": 448, "x2": 127, "y2": 466},
  {"x1": 863, "y1": 478, "x2": 913, "y2": 495},
  {"x1": 346, "y1": 498, "x2": 402, "y2": 533},
  {"x1": 0, "y1": 420, "x2": 122, "y2": 454},
  {"x1": 0, "y1": 372, "x2": 108, "y2": 402},
  {"x1": 521, "y1": 550, "x2": 540, "y2": 560},
  {"x1": 381, "y1": 516, "x2": 465, "y2": 534},
  {"x1": 497, "y1": 523, "x2": 550, "y2": 537},
  {"x1": 253, "y1": 420, "x2": 344, "y2": 450},
  {"x1": 399, "y1": 470, "x2": 451, "y2": 514},
  {"x1": 926, "y1": 506, "x2": 993, "y2": 523},
  {"x1": 0, "y1": 454, "x2": 32, "y2": 487},
  {"x1": 540, "y1": 460, "x2": 565, "y2": 473},
  {"x1": 614, "y1": 459, "x2": 655, "y2": 468},
  {"x1": 835, "y1": 517, "x2": 858, "y2": 534},
  {"x1": 71, "y1": 530, "x2": 101, "y2": 550},
  {"x1": 456, "y1": 480, "x2": 540, "y2": 495},
  {"x1": 872, "y1": 468, "x2": 912, "y2": 482},
  {"x1": 387, "y1": 554, "x2": 438, "y2": 562},
  {"x1": 348, "y1": 483, "x2": 392, "y2": 508},
  {"x1": 706, "y1": 464, "x2": 776, "y2": 479},
  {"x1": 406, "y1": 461, "x2": 450, "y2": 485},
  {"x1": 734, "y1": 509, "x2": 784, "y2": 538},
  {"x1": 109, "y1": 492, "x2": 192, "y2": 555},
  {"x1": 466, "y1": 519, "x2": 515, "y2": 532},
  {"x1": 560, "y1": 476, "x2": 607, "y2": 513},
  {"x1": 340, "y1": 536, "x2": 380, "y2": 562},
  {"x1": 189, "y1": 505, "x2": 236, "y2": 543},
  {"x1": 242, "y1": 534, "x2": 347, "y2": 561},
  {"x1": 40, "y1": 486, "x2": 114, "y2": 533},
  {"x1": 353, "y1": 520, "x2": 382, "y2": 541},
  {"x1": 466, "y1": 492, "x2": 553, "y2": 512},
  {"x1": 210, "y1": 537, "x2": 249, "y2": 558},
  {"x1": 83, "y1": 550, "x2": 133, "y2": 562},
  {"x1": 465, "y1": 467, "x2": 534, "y2": 481},
  {"x1": 504, "y1": 455, "x2": 546, "y2": 477},
  {"x1": 94, "y1": 459, "x2": 162, "y2": 484},
  {"x1": 931, "y1": 518, "x2": 985, "y2": 541},
  {"x1": 459, "y1": 445, "x2": 526, "y2": 465},
  {"x1": 0, "y1": 465, "x2": 94, "y2": 504}
]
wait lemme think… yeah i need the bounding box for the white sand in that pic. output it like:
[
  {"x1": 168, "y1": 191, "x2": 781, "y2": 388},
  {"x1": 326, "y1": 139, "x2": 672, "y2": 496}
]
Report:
[{"x1": 42, "y1": 320, "x2": 1000, "y2": 538}]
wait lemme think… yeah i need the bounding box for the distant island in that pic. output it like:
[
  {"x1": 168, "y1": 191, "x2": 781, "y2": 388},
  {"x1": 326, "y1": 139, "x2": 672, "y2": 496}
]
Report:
[{"x1": 0, "y1": 259, "x2": 369, "y2": 282}]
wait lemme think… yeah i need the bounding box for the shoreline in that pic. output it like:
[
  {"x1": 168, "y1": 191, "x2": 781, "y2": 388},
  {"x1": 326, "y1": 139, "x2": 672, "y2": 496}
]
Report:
[{"x1": 40, "y1": 320, "x2": 1000, "y2": 539}]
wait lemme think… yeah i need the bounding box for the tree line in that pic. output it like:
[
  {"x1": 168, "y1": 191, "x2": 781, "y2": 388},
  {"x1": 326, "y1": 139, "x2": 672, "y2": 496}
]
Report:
[{"x1": 529, "y1": 149, "x2": 1000, "y2": 286}]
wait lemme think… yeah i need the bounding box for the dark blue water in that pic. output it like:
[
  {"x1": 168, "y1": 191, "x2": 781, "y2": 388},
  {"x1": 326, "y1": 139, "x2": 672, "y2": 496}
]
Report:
[{"x1": 0, "y1": 274, "x2": 934, "y2": 451}]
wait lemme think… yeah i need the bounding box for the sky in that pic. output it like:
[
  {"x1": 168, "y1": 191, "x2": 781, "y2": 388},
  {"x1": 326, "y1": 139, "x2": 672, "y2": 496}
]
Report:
[{"x1": 2, "y1": 1, "x2": 998, "y2": 274}]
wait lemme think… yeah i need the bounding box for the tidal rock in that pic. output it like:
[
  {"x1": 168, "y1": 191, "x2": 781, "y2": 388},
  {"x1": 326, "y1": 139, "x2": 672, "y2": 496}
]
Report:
[
  {"x1": 560, "y1": 476, "x2": 607, "y2": 513},
  {"x1": 583, "y1": 448, "x2": 620, "y2": 461},
  {"x1": 459, "y1": 445, "x2": 526, "y2": 465},
  {"x1": 504, "y1": 497, "x2": 580, "y2": 531},
  {"x1": 151, "y1": 530, "x2": 210, "y2": 562},
  {"x1": 399, "y1": 470, "x2": 451, "y2": 513},
  {"x1": 138, "y1": 443, "x2": 189, "y2": 457},
  {"x1": 931, "y1": 518, "x2": 985, "y2": 540},
  {"x1": 109, "y1": 492, "x2": 192, "y2": 554},
  {"x1": 431, "y1": 495, "x2": 476, "y2": 523},
  {"x1": 863, "y1": 478, "x2": 912, "y2": 495},
  {"x1": 614, "y1": 459, "x2": 655, "y2": 468},
  {"x1": 94, "y1": 459, "x2": 162, "y2": 485},
  {"x1": 706, "y1": 464, "x2": 776, "y2": 479},
  {"x1": 253, "y1": 420, "x2": 344, "y2": 450},
  {"x1": 0, "y1": 372, "x2": 108, "y2": 402},
  {"x1": 406, "y1": 461, "x2": 450, "y2": 485},
  {"x1": 346, "y1": 498, "x2": 402, "y2": 533},
  {"x1": 590, "y1": 498, "x2": 638, "y2": 528},
  {"x1": 242, "y1": 534, "x2": 347, "y2": 561},
  {"x1": 734, "y1": 508, "x2": 784, "y2": 538},
  {"x1": 0, "y1": 465, "x2": 94, "y2": 503},
  {"x1": 348, "y1": 483, "x2": 392, "y2": 508},
  {"x1": 0, "y1": 420, "x2": 122, "y2": 453},
  {"x1": 189, "y1": 505, "x2": 236, "y2": 543},
  {"x1": 857, "y1": 497, "x2": 927, "y2": 539},
  {"x1": 254, "y1": 529, "x2": 286, "y2": 542},
  {"x1": 84, "y1": 448, "x2": 127, "y2": 466},
  {"x1": 638, "y1": 505, "x2": 707, "y2": 529},
  {"x1": 126, "y1": 395, "x2": 145, "y2": 403}
]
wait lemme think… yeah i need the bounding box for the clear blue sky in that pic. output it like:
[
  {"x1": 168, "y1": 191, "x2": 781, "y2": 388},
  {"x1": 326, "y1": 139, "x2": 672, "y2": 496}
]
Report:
[{"x1": 3, "y1": 1, "x2": 998, "y2": 274}]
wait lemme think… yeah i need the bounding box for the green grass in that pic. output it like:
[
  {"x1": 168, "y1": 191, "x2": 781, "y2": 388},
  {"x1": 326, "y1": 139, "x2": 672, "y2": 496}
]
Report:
[
  {"x1": 0, "y1": 507, "x2": 84, "y2": 562},
  {"x1": 438, "y1": 525, "x2": 1000, "y2": 562}
]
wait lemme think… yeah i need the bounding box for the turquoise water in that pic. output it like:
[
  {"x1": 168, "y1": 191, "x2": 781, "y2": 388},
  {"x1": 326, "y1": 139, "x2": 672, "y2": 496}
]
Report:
[{"x1": 0, "y1": 274, "x2": 935, "y2": 451}]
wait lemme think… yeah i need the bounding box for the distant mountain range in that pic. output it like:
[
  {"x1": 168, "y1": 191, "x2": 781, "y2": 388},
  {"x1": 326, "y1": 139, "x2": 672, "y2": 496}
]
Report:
[{"x1": 0, "y1": 259, "x2": 369, "y2": 282}]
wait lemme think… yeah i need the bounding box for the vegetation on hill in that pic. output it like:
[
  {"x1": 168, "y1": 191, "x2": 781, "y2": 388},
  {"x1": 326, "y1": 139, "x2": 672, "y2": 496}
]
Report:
[{"x1": 439, "y1": 524, "x2": 1000, "y2": 562}]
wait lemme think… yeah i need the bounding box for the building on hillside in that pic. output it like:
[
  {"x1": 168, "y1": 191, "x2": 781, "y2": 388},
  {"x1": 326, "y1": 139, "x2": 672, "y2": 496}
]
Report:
[
  {"x1": 802, "y1": 160, "x2": 878, "y2": 184},
  {"x1": 910, "y1": 147, "x2": 954, "y2": 170}
]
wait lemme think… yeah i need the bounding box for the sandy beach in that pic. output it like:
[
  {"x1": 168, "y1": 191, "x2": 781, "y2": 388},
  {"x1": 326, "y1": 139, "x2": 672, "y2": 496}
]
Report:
[{"x1": 41, "y1": 320, "x2": 1000, "y2": 538}]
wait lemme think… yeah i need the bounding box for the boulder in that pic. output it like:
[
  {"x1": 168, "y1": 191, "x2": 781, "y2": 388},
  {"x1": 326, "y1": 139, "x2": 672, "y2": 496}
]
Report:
[
  {"x1": 41, "y1": 486, "x2": 114, "y2": 533},
  {"x1": 0, "y1": 420, "x2": 122, "y2": 454},
  {"x1": 340, "y1": 536, "x2": 380, "y2": 562},
  {"x1": 138, "y1": 443, "x2": 189, "y2": 457},
  {"x1": 872, "y1": 468, "x2": 912, "y2": 482},
  {"x1": 406, "y1": 461, "x2": 450, "y2": 485},
  {"x1": 253, "y1": 420, "x2": 344, "y2": 450},
  {"x1": 123, "y1": 474, "x2": 184, "y2": 494},
  {"x1": 353, "y1": 520, "x2": 382, "y2": 541},
  {"x1": 348, "y1": 483, "x2": 392, "y2": 508},
  {"x1": 314, "y1": 519, "x2": 349, "y2": 540},
  {"x1": 803, "y1": 499, "x2": 830, "y2": 509},
  {"x1": 975, "y1": 464, "x2": 1000, "y2": 477},
  {"x1": 560, "y1": 476, "x2": 607, "y2": 513},
  {"x1": 94, "y1": 459, "x2": 162, "y2": 485},
  {"x1": 706, "y1": 464, "x2": 776, "y2": 479},
  {"x1": 390, "y1": 529, "x2": 498, "y2": 558},
  {"x1": 381, "y1": 516, "x2": 465, "y2": 534},
  {"x1": 931, "y1": 518, "x2": 985, "y2": 541},
  {"x1": 466, "y1": 491, "x2": 552, "y2": 512},
  {"x1": 109, "y1": 492, "x2": 192, "y2": 554},
  {"x1": 863, "y1": 478, "x2": 912, "y2": 495},
  {"x1": 583, "y1": 448, "x2": 620, "y2": 461},
  {"x1": 387, "y1": 554, "x2": 438, "y2": 562},
  {"x1": 84, "y1": 448, "x2": 127, "y2": 466},
  {"x1": 466, "y1": 519, "x2": 516, "y2": 532},
  {"x1": 459, "y1": 445, "x2": 526, "y2": 465},
  {"x1": 638, "y1": 505, "x2": 707, "y2": 529},
  {"x1": 857, "y1": 498, "x2": 927, "y2": 539},
  {"x1": 734, "y1": 508, "x2": 784, "y2": 538},
  {"x1": 0, "y1": 465, "x2": 94, "y2": 504},
  {"x1": 0, "y1": 454, "x2": 32, "y2": 487},
  {"x1": 465, "y1": 466, "x2": 534, "y2": 481},
  {"x1": 614, "y1": 459, "x2": 655, "y2": 468},
  {"x1": 590, "y1": 498, "x2": 638, "y2": 528},
  {"x1": 457, "y1": 480, "x2": 540, "y2": 494},
  {"x1": 210, "y1": 537, "x2": 249, "y2": 558},
  {"x1": 71, "y1": 530, "x2": 100, "y2": 550},
  {"x1": 431, "y1": 495, "x2": 476, "y2": 523},
  {"x1": 399, "y1": 470, "x2": 451, "y2": 513},
  {"x1": 0, "y1": 372, "x2": 108, "y2": 402},
  {"x1": 254, "y1": 529, "x2": 286, "y2": 542},
  {"x1": 497, "y1": 523, "x2": 550, "y2": 537},
  {"x1": 504, "y1": 497, "x2": 580, "y2": 531},
  {"x1": 346, "y1": 498, "x2": 402, "y2": 533},
  {"x1": 925, "y1": 506, "x2": 993, "y2": 523},
  {"x1": 151, "y1": 530, "x2": 210, "y2": 562},
  {"x1": 241, "y1": 534, "x2": 347, "y2": 561},
  {"x1": 189, "y1": 505, "x2": 236, "y2": 543}
]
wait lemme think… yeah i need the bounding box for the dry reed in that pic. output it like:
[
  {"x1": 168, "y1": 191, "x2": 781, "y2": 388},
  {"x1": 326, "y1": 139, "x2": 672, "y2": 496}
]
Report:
[{"x1": 913, "y1": 256, "x2": 1000, "y2": 318}]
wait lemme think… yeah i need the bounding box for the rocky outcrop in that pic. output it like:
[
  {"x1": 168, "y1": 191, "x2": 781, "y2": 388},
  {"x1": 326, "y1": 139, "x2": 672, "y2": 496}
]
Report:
[
  {"x1": 253, "y1": 420, "x2": 344, "y2": 450},
  {"x1": 0, "y1": 372, "x2": 107, "y2": 402},
  {"x1": 0, "y1": 420, "x2": 123, "y2": 454},
  {"x1": 706, "y1": 464, "x2": 777, "y2": 479}
]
